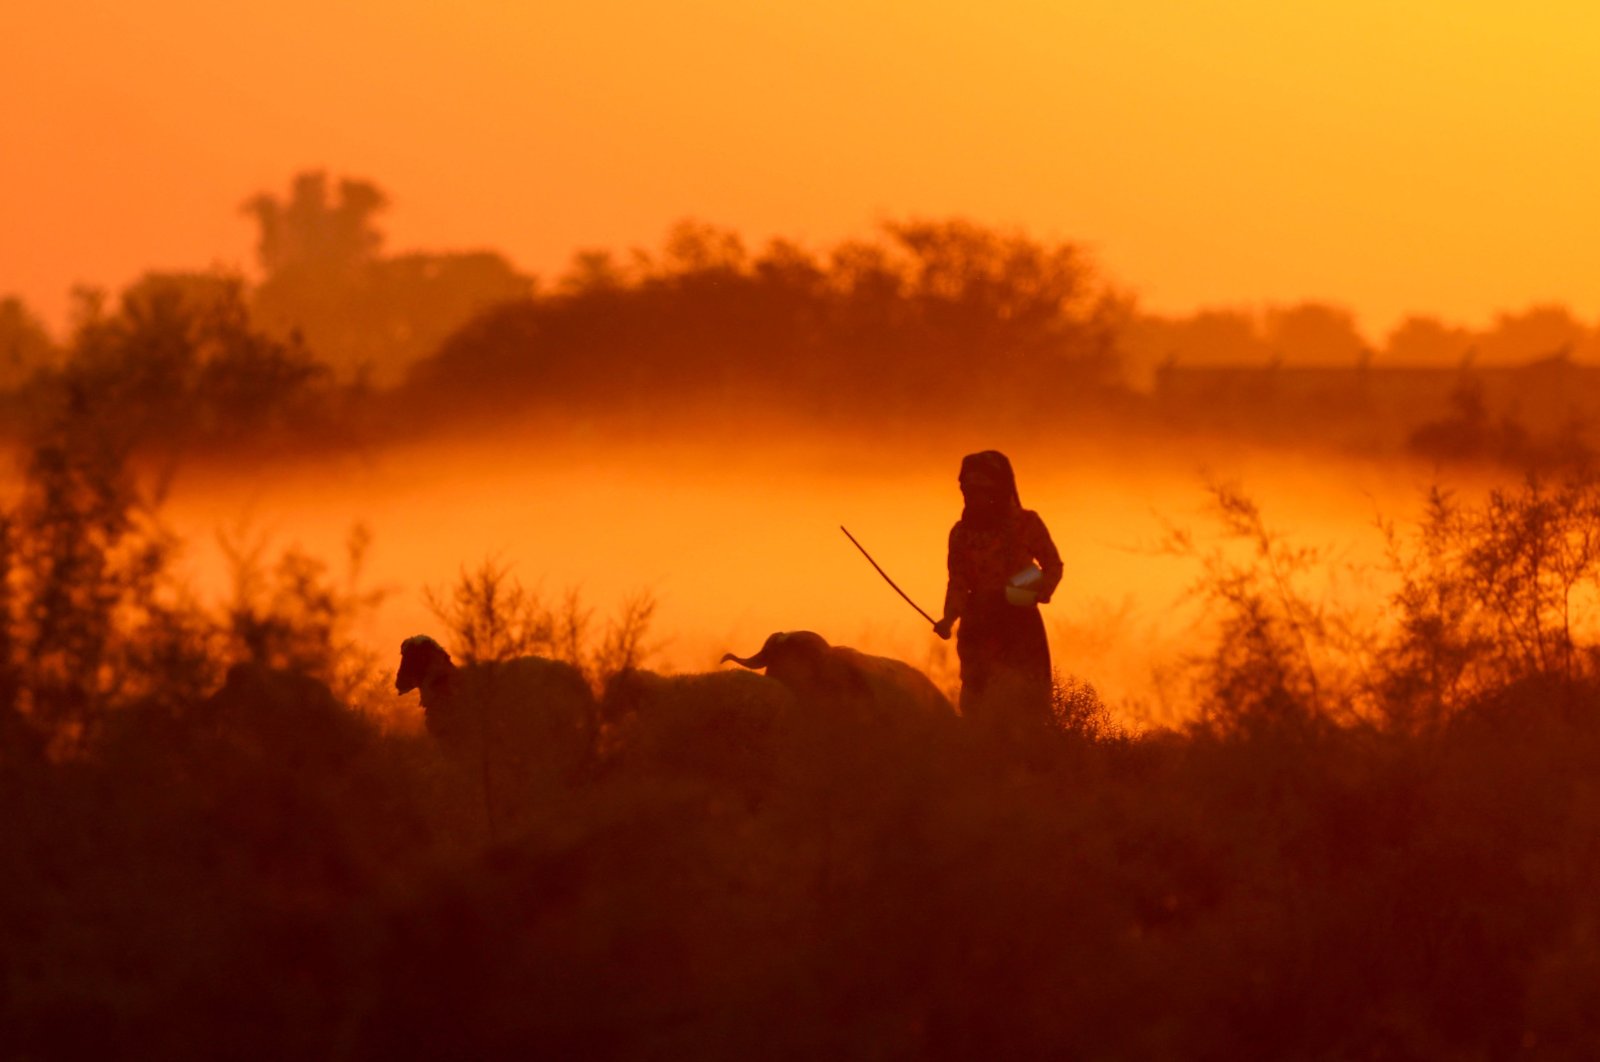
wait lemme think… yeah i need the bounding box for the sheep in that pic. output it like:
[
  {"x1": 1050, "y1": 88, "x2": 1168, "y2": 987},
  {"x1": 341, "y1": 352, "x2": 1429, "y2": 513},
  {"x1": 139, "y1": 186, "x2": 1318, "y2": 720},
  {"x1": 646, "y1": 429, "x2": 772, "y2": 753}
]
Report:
[
  {"x1": 201, "y1": 661, "x2": 368, "y2": 768},
  {"x1": 598, "y1": 667, "x2": 798, "y2": 803},
  {"x1": 395, "y1": 634, "x2": 597, "y2": 785},
  {"x1": 600, "y1": 666, "x2": 796, "y2": 727},
  {"x1": 720, "y1": 630, "x2": 955, "y2": 723}
]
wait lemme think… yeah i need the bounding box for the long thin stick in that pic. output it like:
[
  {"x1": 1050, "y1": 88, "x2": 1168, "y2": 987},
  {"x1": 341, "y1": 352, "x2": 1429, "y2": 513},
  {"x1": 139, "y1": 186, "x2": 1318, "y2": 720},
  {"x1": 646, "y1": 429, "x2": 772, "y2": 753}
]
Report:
[{"x1": 840, "y1": 525, "x2": 938, "y2": 626}]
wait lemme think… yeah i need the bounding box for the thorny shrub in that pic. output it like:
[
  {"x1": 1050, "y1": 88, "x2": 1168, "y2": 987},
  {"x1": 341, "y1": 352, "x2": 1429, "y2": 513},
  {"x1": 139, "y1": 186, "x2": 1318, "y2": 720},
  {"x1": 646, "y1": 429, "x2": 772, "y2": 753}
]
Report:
[
  {"x1": 1173, "y1": 473, "x2": 1600, "y2": 736},
  {"x1": 424, "y1": 558, "x2": 659, "y2": 690}
]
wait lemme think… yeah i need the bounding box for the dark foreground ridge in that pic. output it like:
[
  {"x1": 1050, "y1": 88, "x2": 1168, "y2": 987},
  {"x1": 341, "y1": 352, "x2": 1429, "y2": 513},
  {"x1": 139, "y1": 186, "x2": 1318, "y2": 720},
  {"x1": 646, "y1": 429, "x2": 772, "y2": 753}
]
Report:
[{"x1": 6, "y1": 641, "x2": 1600, "y2": 1059}]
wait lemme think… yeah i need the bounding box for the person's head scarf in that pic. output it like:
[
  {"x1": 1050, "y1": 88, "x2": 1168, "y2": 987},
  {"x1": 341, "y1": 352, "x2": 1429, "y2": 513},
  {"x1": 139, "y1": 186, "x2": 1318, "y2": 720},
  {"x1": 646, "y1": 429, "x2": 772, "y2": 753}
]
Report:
[{"x1": 958, "y1": 450, "x2": 1021, "y2": 527}]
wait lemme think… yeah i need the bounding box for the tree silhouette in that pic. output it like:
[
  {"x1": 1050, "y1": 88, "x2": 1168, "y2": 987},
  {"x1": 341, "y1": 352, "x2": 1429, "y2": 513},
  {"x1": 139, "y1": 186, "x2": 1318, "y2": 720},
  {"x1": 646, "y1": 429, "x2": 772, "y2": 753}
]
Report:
[
  {"x1": 1262, "y1": 301, "x2": 1367, "y2": 364},
  {"x1": 1476, "y1": 304, "x2": 1588, "y2": 366},
  {"x1": 0, "y1": 297, "x2": 57, "y2": 390},
  {"x1": 245, "y1": 171, "x2": 530, "y2": 383},
  {"x1": 407, "y1": 217, "x2": 1124, "y2": 426},
  {"x1": 1384, "y1": 314, "x2": 1472, "y2": 365},
  {"x1": 46, "y1": 277, "x2": 336, "y2": 461},
  {"x1": 242, "y1": 171, "x2": 387, "y2": 279}
]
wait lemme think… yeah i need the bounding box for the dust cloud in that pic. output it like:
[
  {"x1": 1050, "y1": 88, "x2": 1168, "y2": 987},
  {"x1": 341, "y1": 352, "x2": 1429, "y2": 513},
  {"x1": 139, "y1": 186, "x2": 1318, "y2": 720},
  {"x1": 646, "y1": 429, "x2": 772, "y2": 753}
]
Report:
[{"x1": 156, "y1": 422, "x2": 1442, "y2": 717}]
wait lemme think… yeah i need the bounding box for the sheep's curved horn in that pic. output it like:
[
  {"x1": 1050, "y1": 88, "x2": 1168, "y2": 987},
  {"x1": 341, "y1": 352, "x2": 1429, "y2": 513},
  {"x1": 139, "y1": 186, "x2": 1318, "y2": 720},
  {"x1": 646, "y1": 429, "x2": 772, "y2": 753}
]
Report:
[{"x1": 721, "y1": 649, "x2": 766, "y2": 669}]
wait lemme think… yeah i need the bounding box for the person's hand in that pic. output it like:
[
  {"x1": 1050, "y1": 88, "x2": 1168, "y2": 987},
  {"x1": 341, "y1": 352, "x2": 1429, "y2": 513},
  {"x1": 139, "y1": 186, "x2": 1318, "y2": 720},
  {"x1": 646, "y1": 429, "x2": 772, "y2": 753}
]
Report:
[{"x1": 933, "y1": 617, "x2": 954, "y2": 640}]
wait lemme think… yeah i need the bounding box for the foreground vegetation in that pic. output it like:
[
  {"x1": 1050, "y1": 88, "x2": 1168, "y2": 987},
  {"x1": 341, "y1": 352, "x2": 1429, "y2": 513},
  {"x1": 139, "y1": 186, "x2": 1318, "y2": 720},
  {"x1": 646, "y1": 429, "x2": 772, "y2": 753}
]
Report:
[{"x1": 11, "y1": 666, "x2": 1600, "y2": 1060}]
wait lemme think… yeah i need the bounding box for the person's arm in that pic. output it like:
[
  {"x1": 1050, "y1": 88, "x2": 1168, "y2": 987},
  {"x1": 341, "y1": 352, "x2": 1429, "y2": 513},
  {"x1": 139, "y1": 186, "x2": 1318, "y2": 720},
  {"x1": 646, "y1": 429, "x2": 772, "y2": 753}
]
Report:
[
  {"x1": 935, "y1": 526, "x2": 967, "y2": 639},
  {"x1": 1026, "y1": 511, "x2": 1064, "y2": 604}
]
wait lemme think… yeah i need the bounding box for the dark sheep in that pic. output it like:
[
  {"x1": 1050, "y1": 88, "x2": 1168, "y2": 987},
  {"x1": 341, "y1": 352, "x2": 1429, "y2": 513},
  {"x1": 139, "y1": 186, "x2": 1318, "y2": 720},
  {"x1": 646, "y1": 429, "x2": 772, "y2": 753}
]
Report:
[
  {"x1": 598, "y1": 667, "x2": 798, "y2": 802},
  {"x1": 202, "y1": 661, "x2": 368, "y2": 768},
  {"x1": 395, "y1": 634, "x2": 597, "y2": 784}
]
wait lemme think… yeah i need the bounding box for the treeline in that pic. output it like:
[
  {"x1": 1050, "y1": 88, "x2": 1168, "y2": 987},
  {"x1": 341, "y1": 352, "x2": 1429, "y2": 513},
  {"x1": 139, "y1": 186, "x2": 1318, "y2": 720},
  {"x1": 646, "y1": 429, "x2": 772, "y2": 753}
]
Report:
[
  {"x1": 1125, "y1": 300, "x2": 1600, "y2": 380},
  {"x1": 4, "y1": 278, "x2": 369, "y2": 463},
  {"x1": 6, "y1": 170, "x2": 1600, "y2": 460},
  {"x1": 401, "y1": 218, "x2": 1128, "y2": 427}
]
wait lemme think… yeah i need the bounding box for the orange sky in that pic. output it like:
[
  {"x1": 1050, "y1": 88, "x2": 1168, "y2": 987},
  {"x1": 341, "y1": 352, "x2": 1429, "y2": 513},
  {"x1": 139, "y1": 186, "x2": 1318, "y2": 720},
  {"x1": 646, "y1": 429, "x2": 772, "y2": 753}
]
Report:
[{"x1": 6, "y1": 1, "x2": 1600, "y2": 338}]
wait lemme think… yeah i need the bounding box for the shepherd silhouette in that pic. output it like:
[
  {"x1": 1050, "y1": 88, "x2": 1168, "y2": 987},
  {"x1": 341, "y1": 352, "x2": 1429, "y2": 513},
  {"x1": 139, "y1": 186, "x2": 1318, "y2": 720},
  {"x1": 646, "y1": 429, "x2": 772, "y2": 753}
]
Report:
[{"x1": 933, "y1": 451, "x2": 1063, "y2": 737}]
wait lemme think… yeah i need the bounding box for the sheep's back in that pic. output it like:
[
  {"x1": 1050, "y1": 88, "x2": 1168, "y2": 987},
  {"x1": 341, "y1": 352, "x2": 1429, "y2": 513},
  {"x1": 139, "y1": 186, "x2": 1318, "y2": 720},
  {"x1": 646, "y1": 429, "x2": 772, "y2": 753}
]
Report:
[
  {"x1": 603, "y1": 668, "x2": 792, "y2": 720},
  {"x1": 439, "y1": 656, "x2": 596, "y2": 770},
  {"x1": 203, "y1": 662, "x2": 368, "y2": 766},
  {"x1": 833, "y1": 648, "x2": 954, "y2": 718},
  {"x1": 600, "y1": 669, "x2": 796, "y2": 796}
]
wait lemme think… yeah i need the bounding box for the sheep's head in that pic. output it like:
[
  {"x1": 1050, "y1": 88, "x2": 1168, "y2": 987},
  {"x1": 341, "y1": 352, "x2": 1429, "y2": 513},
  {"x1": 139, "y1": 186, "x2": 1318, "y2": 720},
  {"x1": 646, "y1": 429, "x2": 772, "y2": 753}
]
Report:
[{"x1": 396, "y1": 635, "x2": 454, "y2": 700}]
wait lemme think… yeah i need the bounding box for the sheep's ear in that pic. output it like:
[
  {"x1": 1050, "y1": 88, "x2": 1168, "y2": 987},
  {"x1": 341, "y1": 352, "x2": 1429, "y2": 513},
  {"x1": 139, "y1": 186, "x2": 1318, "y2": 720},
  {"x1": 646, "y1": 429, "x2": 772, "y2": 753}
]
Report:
[
  {"x1": 401, "y1": 634, "x2": 440, "y2": 656},
  {"x1": 405, "y1": 636, "x2": 453, "y2": 668}
]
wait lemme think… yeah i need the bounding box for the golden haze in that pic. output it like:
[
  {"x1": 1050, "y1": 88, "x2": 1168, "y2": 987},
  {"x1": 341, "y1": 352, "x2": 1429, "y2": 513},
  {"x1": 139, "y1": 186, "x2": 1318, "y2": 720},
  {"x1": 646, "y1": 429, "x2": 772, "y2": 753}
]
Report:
[{"x1": 151, "y1": 425, "x2": 1433, "y2": 717}]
